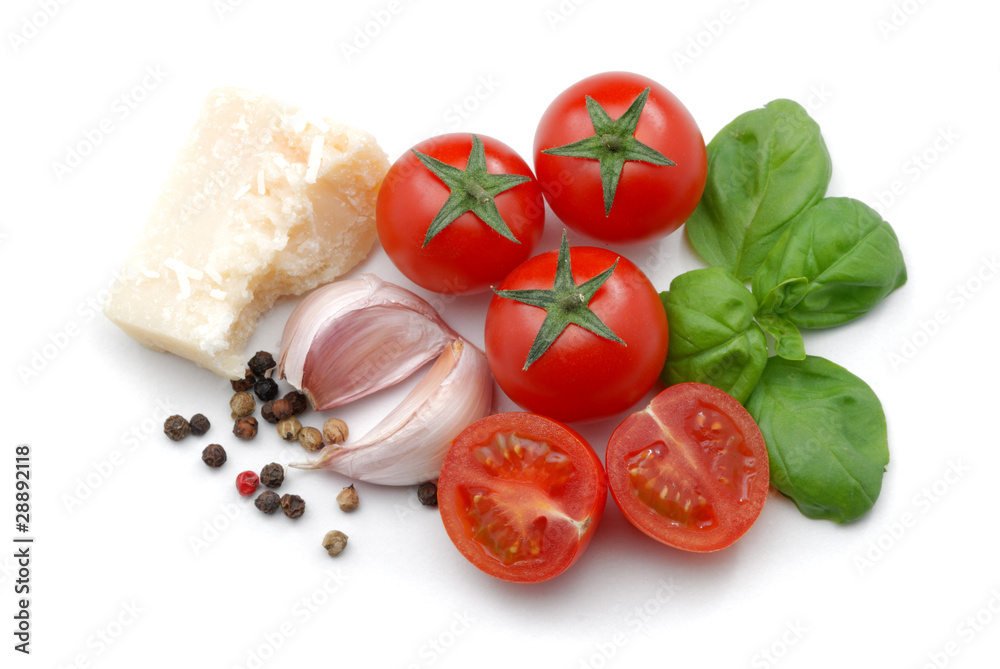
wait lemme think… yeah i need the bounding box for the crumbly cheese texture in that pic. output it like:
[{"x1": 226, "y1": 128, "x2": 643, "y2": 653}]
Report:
[{"x1": 104, "y1": 87, "x2": 389, "y2": 379}]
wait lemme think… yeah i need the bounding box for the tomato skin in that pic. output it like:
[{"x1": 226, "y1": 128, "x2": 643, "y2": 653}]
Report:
[
  {"x1": 438, "y1": 412, "x2": 607, "y2": 583},
  {"x1": 376, "y1": 133, "x2": 545, "y2": 295},
  {"x1": 606, "y1": 383, "x2": 769, "y2": 552},
  {"x1": 485, "y1": 246, "x2": 668, "y2": 423},
  {"x1": 533, "y1": 72, "x2": 707, "y2": 244}
]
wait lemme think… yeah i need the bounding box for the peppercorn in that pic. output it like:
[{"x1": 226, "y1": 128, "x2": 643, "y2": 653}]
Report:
[
  {"x1": 254, "y1": 377, "x2": 279, "y2": 402},
  {"x1": 277, "y1": 416, "x2": 302, "y2": 441},
  {"x1": 298, "y1": 426, "x2": 324, "y2": 452},
  {"x1": 233, "y1": 416, "x2": 259, "y2": 440},
  {"x1": 260, "y1": 401, "x2": 277, "y2": 424},
  {"x1": 322, "y1": 530, "x2": 348, "y2": 557},
  {"x1": 231, "y1": 369, "x2": 255, "y2": 392},
  {"x1": 248, "y1": 350, "x2": 277, "y2": 378},
  {"x1": 230, "y1": 392, "x2": 256, "y2": 419},
  {"x1": 260, "y1": 462, "x2": 284, "y2": 489},
  {"x1": 322, "y1": 418, "x2": 349, "y2": 446},
  {"x1": 284, "y1": 391, "x2": 309, "y2": 416},
  {"x1": 280, "y1": 494, "x2": 305, "y2": 518},
  {"x1": 254, "y1": 490, "x2": 281, "y2": 514},
  {"x1": 417, "y1": 482, "x2": 438, "y2": 507},
  {"x1": 201, "y1": 443, "x2": 227, "y2": 468},
  {"x1": 337, "y1": 485, "x2": 359, "y2": 512},
  {"x1": 271, "y1": 398, "x2": 294, "y2": 422},
  {"x1": 189, "y1": 413, "x2": 211, "y2": 436},
  {"x1": 163, "y1": 415, "x2": 191, "y2": 441},
  {"x1": 236, "y1": 471, "x2": 259, "y2": 496}
]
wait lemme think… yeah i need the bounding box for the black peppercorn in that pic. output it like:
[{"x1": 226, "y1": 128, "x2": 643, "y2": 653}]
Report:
[
  {"x1": 280, "y1": 494, "x2": 306, "y2": 518},
  {"x1": 260, "y1": 462, "x2": 284, "y2": 488},
  {"x1": 233, "y1": 416, "x2": 259, "y2": 440},
  {"x1": 163, "y1": 415, "x2": 191, "y2": 441},
  {"x1": 248, "y1": 350, "x2": 276, "y2": 378},
  {"x1": 201, "y1": 443, "x2": 227, "y2": 467},
  {"x1": 417, "y1": 482, "x2": 438, "y2": 507},
  {"x1": 271, "y1": 398, "x2": 294, "y2": 422},
  {"x1": 254, "y1": 377, "x2": 279, "y2": 402},
  {"x1": 254, "y1": 490, "x2": 281, "y2": 514},
  {"x1": 284, "y1": 391, "x2": 309, "y2": 416},
  {"x1": 231, "y1": 369, "x2": 255, "y2": 392},
  {"x1": 260, "y1": 401, "x2": 277, "y2": 423},
  {"x1": 189, "y1": 413, "x2": 211, "y2": 436}
]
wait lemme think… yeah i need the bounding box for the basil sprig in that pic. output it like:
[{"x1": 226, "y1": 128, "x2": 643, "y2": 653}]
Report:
[{"x1": 660, "y1": 100, "x2": 906, "y2": 523}]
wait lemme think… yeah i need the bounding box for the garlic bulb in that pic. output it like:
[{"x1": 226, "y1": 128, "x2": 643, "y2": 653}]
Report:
[
  {"x1": 291, "y1": 339, "x2": 493, "y2": 485},
  {"x1": 279, "y1": 274, "x2": 458, "y2": 410}
]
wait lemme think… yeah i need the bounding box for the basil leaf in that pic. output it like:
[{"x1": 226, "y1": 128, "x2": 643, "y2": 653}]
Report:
[
  {"x1": 745, "y1": 355, "x2": 889, "y2": 523},
  {"x1": 686, "y1": 99, "x2": 832, "y2": 281},
  {"x1": 752, "y1": 197, "x2": 908, "y2": 328},
  {"x1": 659, "y1": 267, "x2": 767, "y2": 404},
  {"x1": 755, "y1": 313, "x2": 805, "y2": 361}
]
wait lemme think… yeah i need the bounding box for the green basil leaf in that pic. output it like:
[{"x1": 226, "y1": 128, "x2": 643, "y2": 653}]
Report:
[
  {"x1": 755, "y1": 313, "x2": 806, "y2": 361},
  {"x1": 752, "y1": 197, "x2": 908, "y2": 328},
  {"x1": 686, "y1": 99, "x2": 832, "y2": 281},
  {"x1": 745, "y1": 355, "x2": 889, "y2": 523},
  {"x1": 659, "y1": 267, "x2": 768, "y2": 403}
]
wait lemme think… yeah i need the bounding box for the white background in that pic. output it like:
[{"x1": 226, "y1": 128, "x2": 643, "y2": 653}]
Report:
[{"x1": 3, "y1": 0, "x2": 999, "y2": 667}]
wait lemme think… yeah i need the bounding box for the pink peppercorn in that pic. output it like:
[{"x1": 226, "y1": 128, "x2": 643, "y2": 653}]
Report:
[{"x1": 236, "y1": 471, "x2": 259, "y2": 496}]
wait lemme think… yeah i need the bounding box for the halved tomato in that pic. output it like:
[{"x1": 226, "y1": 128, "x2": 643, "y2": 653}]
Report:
[
  {"x1": 438, "y1": 412, "x2": 607, "y2": 583},
  {"x1": 606, "y1": 383, "x2": 769, "y2": 552}
]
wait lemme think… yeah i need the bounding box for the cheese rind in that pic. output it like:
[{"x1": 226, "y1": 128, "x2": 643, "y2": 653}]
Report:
[{"x1": 104, "y1": 87, "x2": 389, "y2": 379}]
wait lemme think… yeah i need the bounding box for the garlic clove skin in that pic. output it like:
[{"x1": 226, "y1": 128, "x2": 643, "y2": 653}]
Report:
[
  {"x1": 291, "y1": 338, "x2": 493, "y2": 486},
  {"x1": 279, "y1": 274, "x2": 458, "y2": 410}
]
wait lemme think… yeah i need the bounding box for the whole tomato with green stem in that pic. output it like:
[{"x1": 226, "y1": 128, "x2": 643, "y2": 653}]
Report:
[
  {"x1": 485, "y1": 231, "x2": 668, "y2": 423},
  {"x1": 533, "y1": 71, "x2": 707, "y2": 244},
  {"x1": 377, "y1": 133, "x2": 545, "y2": 295}
]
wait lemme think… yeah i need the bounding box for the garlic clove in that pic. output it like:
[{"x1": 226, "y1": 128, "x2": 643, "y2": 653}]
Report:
[
  {"x1": 279, "y1": 274, "x2": 458, "y2": 410},
  {"x1": 291, "y1": 338, "x2": 493, "y2": 486}
]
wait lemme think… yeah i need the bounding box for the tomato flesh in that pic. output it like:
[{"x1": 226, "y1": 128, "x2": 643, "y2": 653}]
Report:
[
  {"x1": 439, "y1": 413, "x2": 607, "y2": 582},
  {"x1": 607, "y1": 383, "x2": 768, "y2": 552}
]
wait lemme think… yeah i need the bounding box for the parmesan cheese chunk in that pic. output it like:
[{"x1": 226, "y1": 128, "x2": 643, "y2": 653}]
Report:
[{"x1": 104, "y1": 87, "x2": 390, "y2": 379}]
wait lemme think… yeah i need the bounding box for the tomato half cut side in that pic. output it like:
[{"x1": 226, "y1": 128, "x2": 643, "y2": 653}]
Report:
[
  {"x1": 438, "y1": 412, "x2": 607, "y2": 583},
  {"x1": 606, "y1": 383, "x2": 769, "y2": 552}
]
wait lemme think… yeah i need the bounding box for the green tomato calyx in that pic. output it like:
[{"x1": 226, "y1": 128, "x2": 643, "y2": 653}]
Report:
[
  {"x1": 542, "y1": 88, "x2": 675, "y2": 216},
  {"x1": 493, "y1": 230, "x2": 625, "y2": 371},
  {"x1": 411, "y1": 134, "x2": 530, "y2": 248}
]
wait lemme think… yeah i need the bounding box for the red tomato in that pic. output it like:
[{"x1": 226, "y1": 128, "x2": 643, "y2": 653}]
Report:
[
  {"x1": 606, "y1": 383, "x2": 769, "y2": 552},
  {"x1": 533, "y1": 71, "x2": 707, "y2": 244},
  {"x1": 376, "y1": 133, "x2": 545, "y2": 295},
  {"x1": 437, "y1": 412, "x2": 607, "y2": 583},
  {"x1": 485, "y1": 237, "x2": 668, "y2": 423}
]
